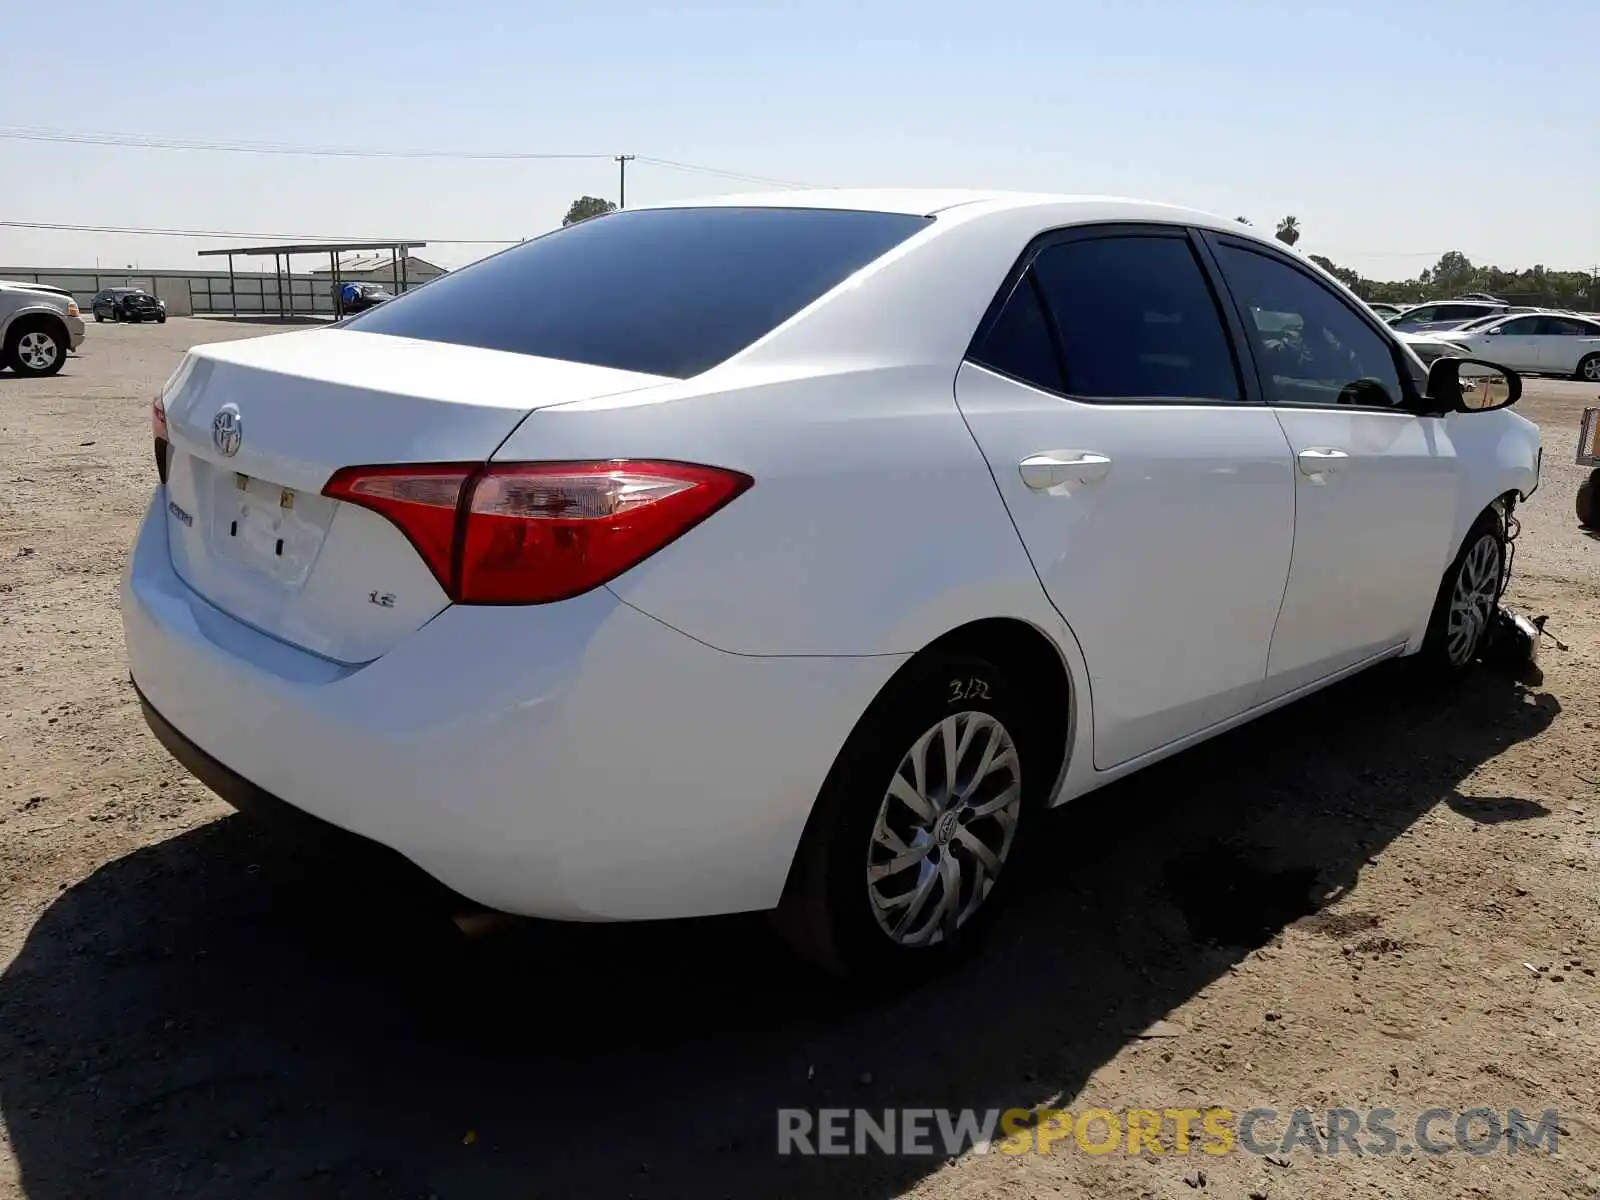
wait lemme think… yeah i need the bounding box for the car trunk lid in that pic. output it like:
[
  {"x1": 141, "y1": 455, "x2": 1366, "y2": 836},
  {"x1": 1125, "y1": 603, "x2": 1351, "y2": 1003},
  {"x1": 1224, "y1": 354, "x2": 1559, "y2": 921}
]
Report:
[{"x1": 159, "y1": 329, "x2": 668, "y2": 663}]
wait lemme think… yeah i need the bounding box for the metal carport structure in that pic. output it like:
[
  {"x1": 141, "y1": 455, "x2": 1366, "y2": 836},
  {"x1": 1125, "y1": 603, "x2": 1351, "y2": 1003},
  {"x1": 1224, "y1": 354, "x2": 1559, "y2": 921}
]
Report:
[{"x1": 196, "y1": 240, "x2": 427, "y2": 319}]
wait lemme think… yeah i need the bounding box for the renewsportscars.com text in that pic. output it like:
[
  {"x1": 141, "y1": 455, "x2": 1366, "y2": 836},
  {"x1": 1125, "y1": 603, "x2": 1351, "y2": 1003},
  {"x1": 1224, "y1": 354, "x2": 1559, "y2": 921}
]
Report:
[{"x1": 776, "y1": 1106, "x2": 1562, "y2": 1158}]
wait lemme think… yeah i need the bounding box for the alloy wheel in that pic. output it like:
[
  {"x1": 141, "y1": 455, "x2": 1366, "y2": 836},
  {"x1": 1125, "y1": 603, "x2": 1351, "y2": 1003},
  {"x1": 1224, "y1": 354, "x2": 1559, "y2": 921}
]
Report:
[
  {"x1": 16, "y1": 331, "x2": 59, "y2": 372},
  {"x1": 1582, "y1": 357, "x2": 1600, "y2": 383},
  {"x1": 866, "y1": 711, "x2": 1022, "y2": 947},
  {"x1": 1446, "y1": 533, "x2": 1501, "y2": 665}
]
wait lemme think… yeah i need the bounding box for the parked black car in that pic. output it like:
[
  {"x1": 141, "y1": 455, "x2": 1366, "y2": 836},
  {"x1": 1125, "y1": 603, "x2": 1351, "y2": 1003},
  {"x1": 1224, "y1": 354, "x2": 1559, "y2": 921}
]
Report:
[
  {"x1": 91, "y1": 288, "x2": 166, "y2": 323},
  {"x1": 334, "y1": 282, "x2": 393, "y2": 316}
]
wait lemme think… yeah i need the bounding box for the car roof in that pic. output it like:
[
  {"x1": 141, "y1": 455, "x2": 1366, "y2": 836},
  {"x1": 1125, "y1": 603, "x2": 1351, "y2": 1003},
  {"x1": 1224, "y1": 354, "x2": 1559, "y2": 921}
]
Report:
[{"x1": 644, "y1": 188, "x2": 1254, "y2": 234}]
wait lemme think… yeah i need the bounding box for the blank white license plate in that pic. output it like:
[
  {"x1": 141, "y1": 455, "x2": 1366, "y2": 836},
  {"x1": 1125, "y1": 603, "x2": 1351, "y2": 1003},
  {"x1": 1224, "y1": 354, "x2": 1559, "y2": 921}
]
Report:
[{"x1": 208, "y1": 473, "x2": 330, "y2": 587}]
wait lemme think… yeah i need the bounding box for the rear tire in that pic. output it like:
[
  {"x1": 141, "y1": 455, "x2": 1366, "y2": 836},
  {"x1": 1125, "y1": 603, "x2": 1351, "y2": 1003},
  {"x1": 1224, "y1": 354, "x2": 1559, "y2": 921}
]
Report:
[
  {"x1": 1417, "y1": 509, "x2": 1506, "y2": 676},
  {"x1": 3, "y1": 316, "x2": 68, "y2": 377},
  {"x1": 1576, "y1": 353, "x2": 1600, "y2": 384},
  {"x1": 1578, "y1": 470, "x2": 1599, "y2": 530},
  {"x1": 774, "y1": 651, "x2": 1041, "y2": 982}
]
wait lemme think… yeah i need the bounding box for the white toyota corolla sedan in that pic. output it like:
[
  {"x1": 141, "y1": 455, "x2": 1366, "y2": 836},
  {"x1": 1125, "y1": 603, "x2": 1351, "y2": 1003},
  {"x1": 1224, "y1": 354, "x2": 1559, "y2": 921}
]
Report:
[
  {"x1": 1423, "y1": 311, "x2": 1600, "y2": 382},
  {"x1": 123, "y1": 192, "x2": 1541, "y2": 979}
]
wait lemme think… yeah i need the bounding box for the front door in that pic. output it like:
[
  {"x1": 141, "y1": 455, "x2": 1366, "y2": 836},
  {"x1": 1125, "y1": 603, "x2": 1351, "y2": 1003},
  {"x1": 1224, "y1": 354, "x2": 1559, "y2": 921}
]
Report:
[
  {"x1": 1472, "y1": 315, "x2": 1544, "y2": 372},
  {"x1": 955, "y1": 227, "x2": 1296, "y2": 769},
  {"x1": 1203, "y1": 234, "x2": 1462, "y2": 697}
]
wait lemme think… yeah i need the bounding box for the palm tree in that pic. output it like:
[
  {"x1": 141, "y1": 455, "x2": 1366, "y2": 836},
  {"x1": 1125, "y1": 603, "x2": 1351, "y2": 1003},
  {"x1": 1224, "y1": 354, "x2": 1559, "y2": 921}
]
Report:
[{"x1": 1275, "y1": 216, "x2": 1301, "y2": 247}]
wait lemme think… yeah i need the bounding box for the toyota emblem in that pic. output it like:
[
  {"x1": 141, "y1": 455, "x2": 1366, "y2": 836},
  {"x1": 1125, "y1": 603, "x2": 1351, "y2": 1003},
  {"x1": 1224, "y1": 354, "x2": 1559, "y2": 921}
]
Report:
[{"x1": 212, "y1": 404, "x2": 242, "y2": 458}]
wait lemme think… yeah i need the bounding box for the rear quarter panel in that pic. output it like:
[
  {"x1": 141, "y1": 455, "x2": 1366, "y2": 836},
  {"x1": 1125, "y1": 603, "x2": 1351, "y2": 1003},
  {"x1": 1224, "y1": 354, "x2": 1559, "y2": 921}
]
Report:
[{"x1": 494, "y1": 366, "x2": 1068, "y2": 659}]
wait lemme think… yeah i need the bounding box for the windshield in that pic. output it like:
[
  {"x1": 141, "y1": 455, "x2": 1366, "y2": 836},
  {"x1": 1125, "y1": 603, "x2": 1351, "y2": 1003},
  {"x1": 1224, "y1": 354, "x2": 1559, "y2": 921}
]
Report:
[{"x1": 342, "y1": 206, "x2": 932, "y2": 378}]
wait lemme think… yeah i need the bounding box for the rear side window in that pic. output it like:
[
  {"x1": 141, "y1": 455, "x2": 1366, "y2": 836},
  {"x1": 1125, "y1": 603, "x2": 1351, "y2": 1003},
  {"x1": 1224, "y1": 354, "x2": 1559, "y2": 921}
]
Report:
[
  {"x1": 342, "y1": 206, "x2": 931, "y2": 379},
  {"x1": 1538, "y1": 316, "x2": 1598, "y2": 336},
  {"x1": 970, "y1": 277, "x2": 1062, "y2": 392},
  {"x1": 1028, "y1": 236, "x2": 1241, "y2": 402}
]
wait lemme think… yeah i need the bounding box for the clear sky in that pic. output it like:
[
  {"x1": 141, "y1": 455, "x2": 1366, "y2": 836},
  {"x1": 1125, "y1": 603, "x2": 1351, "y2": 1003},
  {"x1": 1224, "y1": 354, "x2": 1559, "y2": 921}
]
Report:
[{"x1": 2, "y1": 0, "x2": 1596, "y2": 280}]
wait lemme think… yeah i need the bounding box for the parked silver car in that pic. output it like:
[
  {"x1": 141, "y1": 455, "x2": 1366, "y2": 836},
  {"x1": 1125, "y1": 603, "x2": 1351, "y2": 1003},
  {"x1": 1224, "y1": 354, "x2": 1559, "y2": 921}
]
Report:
[{"x1": 0, "y1": 281, "x2": 86, "y2": 376}]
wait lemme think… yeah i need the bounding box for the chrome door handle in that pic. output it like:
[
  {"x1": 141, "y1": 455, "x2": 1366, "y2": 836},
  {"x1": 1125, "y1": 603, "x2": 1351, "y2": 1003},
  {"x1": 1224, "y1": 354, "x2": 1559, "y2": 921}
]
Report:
[
  {"x1": 1019, "y1": 451, "x2": 1112, "y2": 490},
  {"x1": 1297, "y1": 447, "x2": 1350, "y2": 477}
]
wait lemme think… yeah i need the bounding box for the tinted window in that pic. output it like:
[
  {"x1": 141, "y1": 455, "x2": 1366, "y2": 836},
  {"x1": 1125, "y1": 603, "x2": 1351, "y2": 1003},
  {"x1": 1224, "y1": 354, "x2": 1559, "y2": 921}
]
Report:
[
  {"x1": 1438, "y1": 304, "x2": 1493, "y2": 321},
  {"x1": 1396, "y1": 306, "x2": 1436, "y2": 323},
  {"x1": 1215, "y1": 244, "x2": 1404, "y2": 408},
  {"x1": 1537, "y1": 316, "x2": 1597, "y2": 337},
  {"x1": 1494, "y1": 316, "x2": 1542, "y2": 335},
  {"x1": 970, "y1": 276, "x2": 1062, "y2": 392},
  {"x1": 1028, "y1": 236, "x2": 1240, "y2": 401},
  {"x1": 343, "y1": 206, "x2": 930, "y2": 379}
]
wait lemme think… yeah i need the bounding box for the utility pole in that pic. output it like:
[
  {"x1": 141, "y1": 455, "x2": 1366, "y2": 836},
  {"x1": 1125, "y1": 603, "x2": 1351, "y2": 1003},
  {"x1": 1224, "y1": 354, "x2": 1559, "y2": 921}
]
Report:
[{"x1": 615, "y1": 154, "x2": 636, "y2": 209}]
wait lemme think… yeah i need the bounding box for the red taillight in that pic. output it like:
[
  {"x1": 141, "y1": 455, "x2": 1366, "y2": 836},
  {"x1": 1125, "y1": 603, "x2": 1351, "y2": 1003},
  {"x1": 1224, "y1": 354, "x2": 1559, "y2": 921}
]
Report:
[
  {"x1": 322, "y1": 464, "x2": 475, "y2": 593},
  {"x1": 152, "y1": 395, "x2": 170, "y2": 484},
  {"x1": 323, "y1": 460, "x2": 751, "y2": 605}
]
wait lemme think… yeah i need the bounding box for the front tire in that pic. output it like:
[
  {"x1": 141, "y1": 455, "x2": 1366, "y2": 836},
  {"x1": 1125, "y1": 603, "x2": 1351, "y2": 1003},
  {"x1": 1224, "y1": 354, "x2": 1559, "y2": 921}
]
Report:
[
  {"x1": 775, "y1": 652, "x2": 1040, "y2": 981},
  {"x1": 1576, "y1": 353, "x2": 1600, "y2": 384},
  {"x1": 1418, "y1": 510, "x2": 1506, "y2": 675},
  {"x1": 3, "y1": 317, "x2": 68, "y2": 377}
]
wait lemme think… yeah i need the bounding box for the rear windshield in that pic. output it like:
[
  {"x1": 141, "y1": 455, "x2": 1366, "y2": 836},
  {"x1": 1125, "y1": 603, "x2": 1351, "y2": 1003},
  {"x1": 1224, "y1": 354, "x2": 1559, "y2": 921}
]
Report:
[{"x1": 341, "y1": 206, "x2": 931, "y2": 378}]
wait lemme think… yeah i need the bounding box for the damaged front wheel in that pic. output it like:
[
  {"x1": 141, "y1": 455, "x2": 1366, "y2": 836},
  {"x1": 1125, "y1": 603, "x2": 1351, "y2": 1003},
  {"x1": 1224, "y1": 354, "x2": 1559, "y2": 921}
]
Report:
[{"x1": 1418, "y1": 509, "x2": 1507, "y2": 676}]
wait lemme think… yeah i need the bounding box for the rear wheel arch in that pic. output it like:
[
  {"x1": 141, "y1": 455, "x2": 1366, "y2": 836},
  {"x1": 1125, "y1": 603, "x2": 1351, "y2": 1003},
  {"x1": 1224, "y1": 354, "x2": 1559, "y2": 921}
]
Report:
[
  {"x1": 913, "y1": 617, "x2": 1076, "y2": 800},
  {"x1": 774, "y1": 616, "x2": 1077, "y2": 975}
]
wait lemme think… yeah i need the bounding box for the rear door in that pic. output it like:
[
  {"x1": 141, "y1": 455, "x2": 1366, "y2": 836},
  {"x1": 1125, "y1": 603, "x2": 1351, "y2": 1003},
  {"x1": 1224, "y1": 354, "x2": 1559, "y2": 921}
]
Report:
[
  {"x1": 955, "y1": 225, "x2": 1296, "y2": 769},
  {"x1": 1202, "y1": 234, "x2": 1461, "y2": 697},
  {"x1": 1533, "y1": 315, "x2": 1600, "y2": 373}
]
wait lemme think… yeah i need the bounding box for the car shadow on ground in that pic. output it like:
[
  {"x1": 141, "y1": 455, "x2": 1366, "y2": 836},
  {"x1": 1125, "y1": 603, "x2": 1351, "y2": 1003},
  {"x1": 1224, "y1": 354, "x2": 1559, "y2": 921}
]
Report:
[{"x1": 0, "y1": 664, "x2": 1558, "y2": 1199}]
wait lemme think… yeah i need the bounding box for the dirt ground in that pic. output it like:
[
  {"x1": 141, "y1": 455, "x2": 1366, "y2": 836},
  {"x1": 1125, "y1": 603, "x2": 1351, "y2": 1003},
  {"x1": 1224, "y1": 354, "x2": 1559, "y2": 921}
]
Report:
[{"x1": 2, "y1": 317, "x2": 1598, "y2": 1200}]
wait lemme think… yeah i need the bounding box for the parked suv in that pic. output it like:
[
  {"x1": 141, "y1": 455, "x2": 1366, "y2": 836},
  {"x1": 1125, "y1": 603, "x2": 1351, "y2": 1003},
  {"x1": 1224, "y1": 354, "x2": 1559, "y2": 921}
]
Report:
[
  {"x1": 0, "y1": 281, "x2": 85, "y2": 376},
  {"x1": 92, "y1": 288, "x2": 167, "y2": 324},
  {"x1": 1389, "y1": 300, "x2": 1510, "y2": 332}
]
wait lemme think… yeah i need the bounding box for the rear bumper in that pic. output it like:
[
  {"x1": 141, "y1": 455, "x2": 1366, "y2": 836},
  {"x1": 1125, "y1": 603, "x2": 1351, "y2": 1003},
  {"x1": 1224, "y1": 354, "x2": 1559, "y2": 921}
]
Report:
[
  {"x1": 122, "y1": 491, "x2": 901, "y2": 921},
  {"x1": 136, "y1": 684, "x2": 467, "y2": 906}
]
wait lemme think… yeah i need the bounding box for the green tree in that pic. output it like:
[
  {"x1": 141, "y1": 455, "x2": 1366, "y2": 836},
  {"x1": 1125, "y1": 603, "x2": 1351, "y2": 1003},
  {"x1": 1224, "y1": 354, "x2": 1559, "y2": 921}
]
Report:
[
  {"x1": 1430, "y1": 250, "x2": 1476, "y2": 295},
  {"x1": 562, "y1": 196, "x2": 618, "y2": 226},
  {"x1": 1275, "y1": 216, "x2": 1301, "y2": 247},
  {"x1": 1308, "y1": 254, "x2": 1364, "y2": 295}
]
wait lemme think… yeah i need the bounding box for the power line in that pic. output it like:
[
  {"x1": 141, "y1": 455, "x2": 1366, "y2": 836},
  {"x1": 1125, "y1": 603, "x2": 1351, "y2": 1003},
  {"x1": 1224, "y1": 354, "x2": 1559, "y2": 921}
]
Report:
[
  {"x1": 0, "y1": 220, "x2": 518, "y2": 244},
  {"x1": 633, "y1": 156, "x2": 816, "y2": 189},
  {"x1": 1321, "y1": 249, "x2": 1450, "y2": 259},
  {"x1": 0, "y1": 125, "x2": 613, "y2": 161},
  {"x1": 0, "y1": 125, "x2": 818, "y2": 187},
  {"x1": 0, "y1": 125, "x2": 821, "y2": 189}
]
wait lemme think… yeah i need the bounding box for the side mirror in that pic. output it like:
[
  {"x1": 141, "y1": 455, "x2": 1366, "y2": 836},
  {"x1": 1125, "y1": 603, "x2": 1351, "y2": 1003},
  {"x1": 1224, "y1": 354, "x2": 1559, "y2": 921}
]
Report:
[
  {"x1": 1425, "y1": 357, "x2": 1521, "y2": 414},
  {"x1": 1485, "y1": 326, "x2": 1503, "y2": 336}
]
